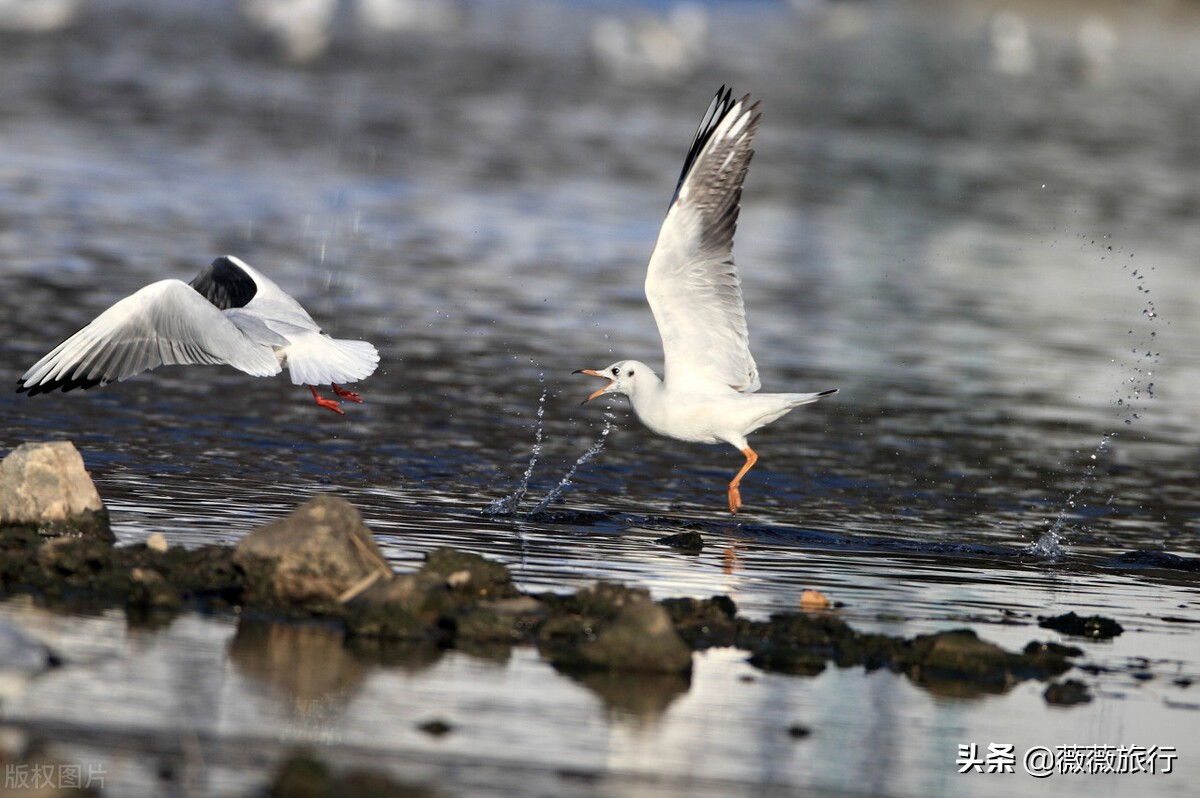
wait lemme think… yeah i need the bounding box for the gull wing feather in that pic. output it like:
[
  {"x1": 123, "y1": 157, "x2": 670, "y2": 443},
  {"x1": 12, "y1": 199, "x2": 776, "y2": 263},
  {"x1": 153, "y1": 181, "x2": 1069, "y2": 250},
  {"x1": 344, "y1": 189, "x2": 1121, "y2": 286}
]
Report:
[
  {"x1": 644, "y1": 86, "x2": 762, "y2": 393},
  {"x1": 17, "y1": 279, "x2": 282, "y2": 395}
]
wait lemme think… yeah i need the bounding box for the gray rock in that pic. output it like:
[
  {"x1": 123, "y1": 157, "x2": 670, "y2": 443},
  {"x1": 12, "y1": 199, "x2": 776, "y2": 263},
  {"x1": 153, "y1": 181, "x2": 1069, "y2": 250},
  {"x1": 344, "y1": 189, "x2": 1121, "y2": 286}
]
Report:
[
  {"x1": 342, "y1": 571, "x2": 447, "y2": 640},
  {"x1": 1044, "y1": 678, "x2": 1093, "y2": 706},
  {"x1": 0, "y1": 441, "x2": 112, "y2": 541},
  {"x1": 577, "y1": 600, "x2": 694, "y2": 674},
  {"x1": 234, "y1": 495, "x2": 391, "y2": 607},
  {"x1": 544, "y1": 584, "x2": 694, "y2": 674}
]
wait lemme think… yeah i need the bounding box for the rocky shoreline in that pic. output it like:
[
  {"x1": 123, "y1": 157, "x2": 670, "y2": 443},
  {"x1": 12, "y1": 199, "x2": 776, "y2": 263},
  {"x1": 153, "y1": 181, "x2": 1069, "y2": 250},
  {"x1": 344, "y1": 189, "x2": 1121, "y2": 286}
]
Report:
[
  {"x1": 0, "y1": 440, "x2": 1129, "y2": 795},
  {"x1": 0, "y1": 441, "x2": 1104, "y2": 688}
]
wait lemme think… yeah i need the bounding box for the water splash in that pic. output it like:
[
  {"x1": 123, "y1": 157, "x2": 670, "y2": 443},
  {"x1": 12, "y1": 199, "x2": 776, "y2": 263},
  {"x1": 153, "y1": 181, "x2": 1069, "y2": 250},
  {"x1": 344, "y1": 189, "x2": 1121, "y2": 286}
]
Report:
[
  {"x1": 484, "y1": 385, "x2": 546, "y2": 517},
  {"x1": 484, "y1": 382, "x2": 616, "y2": 518},
  {"x1": 1026, "y1": 246, "x2": 1159, "y2": 557},
  {"x1": 1029, "y1": 433, "x2": 1114, "y2": 557},
  {"x1": 527, "y1": 412, "x2": 615, "y2": 517}
]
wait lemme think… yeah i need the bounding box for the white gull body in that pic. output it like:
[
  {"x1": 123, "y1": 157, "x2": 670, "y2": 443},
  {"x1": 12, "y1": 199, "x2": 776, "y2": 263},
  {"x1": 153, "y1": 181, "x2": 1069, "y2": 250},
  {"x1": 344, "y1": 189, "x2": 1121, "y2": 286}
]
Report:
[
  {"x1": 17, "y1": 255, "x2": 379, "y2": 414},
  {"x1": 578, "y1": 87, "x2": 837, "y2": 514}
]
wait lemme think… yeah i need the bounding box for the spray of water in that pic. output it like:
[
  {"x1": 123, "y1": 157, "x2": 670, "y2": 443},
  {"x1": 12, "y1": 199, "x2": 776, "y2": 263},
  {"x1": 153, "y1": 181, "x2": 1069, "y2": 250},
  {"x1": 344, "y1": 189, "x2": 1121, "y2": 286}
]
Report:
[
  {"x1": 1028, "y1": 433, "x2": 1114, "y2": 557},
  {"x1": 484, "y1": 381, "x2": 617, "y2": 518},
  {"x1": 1026, "y1": 247, "x2": 1159, "y2": 557},
  {"x1": 527, "y1": 412, "x2": 615, "y2": 517},
  {"x1": 484, "y1": 385, "x2": 546, "y2": 517}
]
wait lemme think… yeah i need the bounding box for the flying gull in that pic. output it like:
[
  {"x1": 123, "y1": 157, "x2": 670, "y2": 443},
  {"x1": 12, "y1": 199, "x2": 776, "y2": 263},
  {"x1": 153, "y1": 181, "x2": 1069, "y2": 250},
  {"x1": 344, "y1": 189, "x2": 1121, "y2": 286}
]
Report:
[
  {"x1": 17, "y1": 255, "x2": 379, "y2": 414},
  {"x1": 577, "y1": 87, "x2": 837, "y2": 513}
]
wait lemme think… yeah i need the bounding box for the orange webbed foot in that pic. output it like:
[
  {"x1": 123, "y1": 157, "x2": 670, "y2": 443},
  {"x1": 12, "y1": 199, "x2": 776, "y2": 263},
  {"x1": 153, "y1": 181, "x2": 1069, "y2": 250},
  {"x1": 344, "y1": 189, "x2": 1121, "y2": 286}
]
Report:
[
  {"x1": 331, "y1": 383, "x2": 363, "y2": 403},
  {"x1": 309, "y1": 386, "x2": 345, "y2": 414}
]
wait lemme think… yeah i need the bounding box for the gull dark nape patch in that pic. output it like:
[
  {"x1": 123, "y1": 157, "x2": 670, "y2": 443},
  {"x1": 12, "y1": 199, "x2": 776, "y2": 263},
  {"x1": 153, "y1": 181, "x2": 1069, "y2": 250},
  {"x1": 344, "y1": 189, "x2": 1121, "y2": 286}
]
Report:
[{"x1": 190, "y1": 257, "x2": 258, "y2": 310}]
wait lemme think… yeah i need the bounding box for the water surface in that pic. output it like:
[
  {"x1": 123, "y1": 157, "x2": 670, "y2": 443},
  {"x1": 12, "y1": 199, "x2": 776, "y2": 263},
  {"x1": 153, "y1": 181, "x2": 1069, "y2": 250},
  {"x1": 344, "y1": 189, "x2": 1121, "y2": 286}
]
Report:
[{"x1": 0, "y1": 1, "x2": 1198, "y2": 795}]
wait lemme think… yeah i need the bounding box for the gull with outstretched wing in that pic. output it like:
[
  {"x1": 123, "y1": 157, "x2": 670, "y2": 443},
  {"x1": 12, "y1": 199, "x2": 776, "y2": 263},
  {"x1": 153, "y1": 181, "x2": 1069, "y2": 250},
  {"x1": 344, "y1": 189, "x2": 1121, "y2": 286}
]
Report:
[
  {"x1": 577, "y1": 87, "x2": 837, "y2": 513},
  {"x1": 18, "y1": 255, "x2": 378, "y2": 414}
]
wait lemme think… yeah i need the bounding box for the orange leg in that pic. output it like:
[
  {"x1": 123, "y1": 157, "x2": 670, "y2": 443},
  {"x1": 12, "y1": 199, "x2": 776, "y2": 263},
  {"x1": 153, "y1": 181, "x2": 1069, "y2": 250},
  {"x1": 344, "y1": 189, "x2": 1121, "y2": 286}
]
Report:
[
  {"x1": 727, "y1": 447, "x2": 758, "y2": 514},
  {"x1": 331, "y1": 383, "x2": 363, "y2": 403},
  {"x1": 309, "y1": 385, "x2": 345, "y2": 414}
]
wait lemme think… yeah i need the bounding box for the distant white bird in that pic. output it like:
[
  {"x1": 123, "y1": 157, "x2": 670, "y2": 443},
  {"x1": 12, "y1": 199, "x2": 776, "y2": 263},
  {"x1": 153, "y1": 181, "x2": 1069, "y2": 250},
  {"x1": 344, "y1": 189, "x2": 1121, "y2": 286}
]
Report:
[
  {"x1": 988, "y1": 11, "x2": 1035, "y2": 77},
  {"x1": 355, "y1": 0, "x2": 463, "y2": 37},
  {"x1": 0, "y1": 0, "x2": 79, "y2": 33},
  {"x1": 1073, "y1": 16, "x2": 1118, "y2": 86},
  {"x1": 17, "y1": 256, "x2": 379, "y2": 414},
  {"x1": 240, "y1": 0, "x2": 338, "y2": 63},
  {"x1": 576, "y1": 87, "x2": 837, "y2": 514},
  {"x1": 590, "y1": 4, "x2": 708, "y2": 85}
]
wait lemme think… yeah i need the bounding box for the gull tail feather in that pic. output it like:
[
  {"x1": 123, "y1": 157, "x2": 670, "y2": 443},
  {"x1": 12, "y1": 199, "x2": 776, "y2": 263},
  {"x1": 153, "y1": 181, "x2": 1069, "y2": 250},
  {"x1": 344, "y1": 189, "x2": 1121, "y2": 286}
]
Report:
[
  {"x1": 284, "y1": 333, "x2": 380, "y2": 387},
  {"x1": 783, "y1": 388, "x2": 839, "y2": 408}
]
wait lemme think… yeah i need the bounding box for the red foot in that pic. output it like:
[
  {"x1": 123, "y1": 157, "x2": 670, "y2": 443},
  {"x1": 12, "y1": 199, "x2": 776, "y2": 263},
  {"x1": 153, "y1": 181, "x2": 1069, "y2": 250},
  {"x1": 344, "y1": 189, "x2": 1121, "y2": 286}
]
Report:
[
  {"x1": 331, "y1": 383, "x2": 363, "y2": 403},
  {"x1": 309, "y1": 385, "x2": 345, "y2": 415}
]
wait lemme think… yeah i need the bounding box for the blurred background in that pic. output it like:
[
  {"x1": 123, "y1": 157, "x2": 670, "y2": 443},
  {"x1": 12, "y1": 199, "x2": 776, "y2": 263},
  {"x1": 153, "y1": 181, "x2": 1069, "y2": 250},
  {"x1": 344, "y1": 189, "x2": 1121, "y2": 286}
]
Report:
[
  {"x1": 1, "y1": 2, "x2": 1198, "y2": 796},
  {"x1": 1, "y1": 0, "x2": 1197, "y2": 543}
]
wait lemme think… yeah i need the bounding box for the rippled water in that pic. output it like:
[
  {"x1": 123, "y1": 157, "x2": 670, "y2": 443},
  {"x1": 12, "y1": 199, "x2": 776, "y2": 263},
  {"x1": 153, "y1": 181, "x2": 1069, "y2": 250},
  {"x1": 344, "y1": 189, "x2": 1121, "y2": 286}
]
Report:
[{"x1": 1, "y1": 1, "x2": 1198, "y2": 795}]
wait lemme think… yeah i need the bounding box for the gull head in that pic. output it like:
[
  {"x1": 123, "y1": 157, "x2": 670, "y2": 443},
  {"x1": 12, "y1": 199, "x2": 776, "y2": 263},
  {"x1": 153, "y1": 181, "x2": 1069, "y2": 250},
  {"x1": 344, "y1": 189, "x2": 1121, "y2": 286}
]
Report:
[{"x1": 573, "y1": 360, "x2": 651, "y2": 404}]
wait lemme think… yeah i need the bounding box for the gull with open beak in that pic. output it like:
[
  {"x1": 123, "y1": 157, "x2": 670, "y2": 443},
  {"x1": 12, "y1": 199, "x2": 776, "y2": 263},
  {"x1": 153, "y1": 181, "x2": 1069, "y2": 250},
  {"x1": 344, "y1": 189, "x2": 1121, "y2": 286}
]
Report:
[{"x1": 576, "y1": 86, "x2": 837, "y2": 514}]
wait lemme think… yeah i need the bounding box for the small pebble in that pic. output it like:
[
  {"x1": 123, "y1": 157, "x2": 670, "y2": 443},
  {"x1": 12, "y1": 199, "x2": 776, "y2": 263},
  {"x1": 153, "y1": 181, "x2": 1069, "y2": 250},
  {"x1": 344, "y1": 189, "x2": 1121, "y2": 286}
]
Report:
[
  {"x1": 418, "y1": 719, "x2": 453, "y2": 737},
  {"x1": 146, "y1": 532, "x2": 169, "y2": 553},
  {"x1": 446, "y1": 569, "x2": 472, "y2": 589},
  {"x1": 800, "y1": 589, "x2": 831, "y2": 610}
]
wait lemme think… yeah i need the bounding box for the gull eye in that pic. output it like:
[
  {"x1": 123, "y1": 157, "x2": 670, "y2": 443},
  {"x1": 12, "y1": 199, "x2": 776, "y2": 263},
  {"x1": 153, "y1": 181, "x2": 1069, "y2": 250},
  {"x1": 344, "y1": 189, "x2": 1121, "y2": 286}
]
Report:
[
  {"x1": 628, "y1": 369, "x2": 635, "y2": 376},
  {"x1": 611, "y1": 367, "x2": 620, "y2": 376}
]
